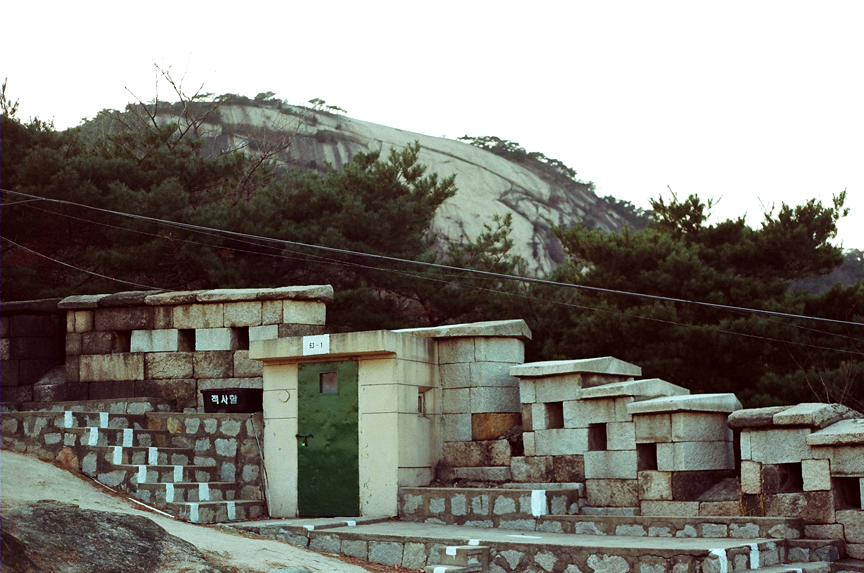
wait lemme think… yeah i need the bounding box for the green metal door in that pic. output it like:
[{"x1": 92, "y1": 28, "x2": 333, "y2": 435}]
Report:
[{"x1": 297, "y1": 360, "x2": 359, "y2": 517}]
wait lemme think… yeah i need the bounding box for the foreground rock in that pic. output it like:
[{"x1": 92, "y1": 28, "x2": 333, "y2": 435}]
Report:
[{"x1": 1, "y1": 500, "x2": 229, "y2": 573}]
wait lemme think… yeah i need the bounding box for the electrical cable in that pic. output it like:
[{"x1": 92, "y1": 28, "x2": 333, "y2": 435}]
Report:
[
  {"x1": 0, "y1": 237, "x2": 162, "y2": 290},
  {"x1": 13, "y1": 200, "x2": 864, "y2": 349},
  {"x1": 3, "y1": 187, "x2": 862, "y2": 328},
  {"x1": 2, "y1": 199, "x2": 862, "y2": 355}
]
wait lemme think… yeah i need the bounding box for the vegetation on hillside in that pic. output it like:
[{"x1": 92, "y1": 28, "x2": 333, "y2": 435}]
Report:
[
  {"x1": 458, "y1": 135, "x2": 651, "y2": 229},
  {"x1": 1, "y1": 82, "x2": 861, "y2": 409}
]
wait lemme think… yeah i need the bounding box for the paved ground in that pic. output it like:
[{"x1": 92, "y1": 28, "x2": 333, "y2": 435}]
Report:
[
  {"x1": 0, "y1": 450, "x2": 375, "y2": 573},
  {"x1": 237, "y1": 517, "x2": 770, "y2": 552}
]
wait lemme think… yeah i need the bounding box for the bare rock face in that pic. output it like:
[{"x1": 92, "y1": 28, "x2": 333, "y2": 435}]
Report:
[
  {"x1": 190, "y1": 104, "x2": 639, "y2": 276},
  {"x1": 0, "y1": 501, "x2": 228, "y2": 573}
]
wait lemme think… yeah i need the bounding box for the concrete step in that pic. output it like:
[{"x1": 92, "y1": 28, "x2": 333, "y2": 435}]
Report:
[
  {"x1": 111, "y1": 463, "x2": 220, "y2": 485},
  {"x1": 237, "y1": 518, "x2": 799, "y2": 573},
  {"x1": 87, "y1": 445, "x2": 194, "y2": 466},
  {"x1": 538, "y1": 515, "x2": 805, "y2": 540},
  {"x1": 832, "y1": 559, "x2": 864, "y2": 573},
  {"x1": 134, "y1": 481, "x2": 253, "y2": 505},
  {"x1": 167, "y1": 500, "x2": 267, "y2": 523},
  {"x1": 59, "y1": 410, "x2": 149, "y2": 430},
  {"x1": 62, "y1": 426, "x2": 171, "y2": 448},
  {"x1": 736, "y1": 561, "x2": 831, "y2": 573},
  {"x1": 426, "y1": 545, "x2": 489, "y2": 572}
]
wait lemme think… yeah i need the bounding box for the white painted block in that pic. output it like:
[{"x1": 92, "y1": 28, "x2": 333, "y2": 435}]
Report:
[
  {"x1": 475, "y1": 337, "x2": 525, "y2": 363},
  {"x1": 634, "y1": 414, "x2": 671, "y2": 443},
  {"x1": 563, "y1": 398, "x2": 616, "y2": 428},
  {"x1": 535, "y1": 428, "x2": 589, "y2": 456},
  {"x1": 283, "y1": 300, "x2": 326, "y2": 325},
  {"x1": 607, "y1": 422, "x2": 637, "y2": 450},
  {"x1": 249, "y1": 325, "x2": 278, "y2": 342},
  {"x1": 584, "y1": 450, "x2": 638, "y2": 479},
  {"x1": 523, "y1": 431, "x2": 536, "y2": 456},
  {"x1": 740, "y1": 460, "x2": 761, "y2": 494},
  {"x1": 657, "y1": 441, "x2": 735, "y2": 471},
  {"x1": 535, "y1": 374, "x2": 583, "y2": 403},
  {"x1": 470, "y1": 386, "x2": 520, "y2": 413},
  {"x1": 802, "y1": 458, "x2": 832, "y2": 491},
  {"x1": 195, "y1": 328, "x2": 235, "y2": 351},
  {"x1": 519, "y1": 379, "x2": 536, "y2": 403},
  {"x1": 748, "y1": 427, "x2": 813, "y2": 464},
  {"x1": 131, "y1": 329, "x2": 181, "y2": 353},
  {"x1": 671, "y1": 412, "x2": 733, "y2": 442},
  {"x1": 740, "y1": 431, "x2": 752, "y2": 460}
]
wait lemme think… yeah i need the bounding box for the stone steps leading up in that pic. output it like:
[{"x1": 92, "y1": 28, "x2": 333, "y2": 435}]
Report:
[
  {"x1": 167, "y1": 500, "x2": 266, "y2": 524},
  {"x1": 86, "y1": 444, "x2": 195, "y2": 466},
  {"x1": 423, "y1": 544, "x2": 489, "y2": 573},
  {"x1": 135, "y1": 481, "x2": 251, "y2": 504},
  {"x1": 237, "y1": 518, "x2": 842, "y2": 573},
  {"x1": 2, "y1": 400, "x2": 267, "y2": 524},
  {"x1": 62, "y1": 426, "x2": 171, "y2": 448},
  {"x1": 736, "y1": 561, "x2": 831, "y2": 573}
]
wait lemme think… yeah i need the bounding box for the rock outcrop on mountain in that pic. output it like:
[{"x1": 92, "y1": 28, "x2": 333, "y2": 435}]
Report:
[
  {"x1": 1, "y1": 501, "x2": 229, "y2": 573},
  {"x1": 168, "y1": 101, "x2": 643, "y2": 276}
]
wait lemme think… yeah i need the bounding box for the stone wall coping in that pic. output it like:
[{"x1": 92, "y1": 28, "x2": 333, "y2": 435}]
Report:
[
  {"x1": 395, "y1": 319, "x2": 532, "y2": 341},
  {"x1": 250, "y1": 329, "x2": 435, "y2": 364},
  {"x1": 0, "y1": 298, "x2": 64, "y2": 315},
  {"x1": 772, "y1": 402, "x2": 861, "y2": 429},
  {"x1": 56, "y1": 295, "x2": 110, "y2": 310},
  {"x1": 728, "y1": 403, "x2": 862, "y2": 431},
  {"x1": 580, "y1": 378, "x2": 689, "y2": 400},
  {"x1": 727, "y1": 406, "x2": 789, "y2": 431},
  {"x1": 806, "y1": 417, "x2": 864, "y2": 447},
  {"x1": 628, "y1": 393, "x2": 742, "y2": 415},
  {"x1": 510, "y1": 356, "x2": 641, "y2": 378},
  {"x1": 57, "y1": 285, "x2": 334, "y2": 309}
]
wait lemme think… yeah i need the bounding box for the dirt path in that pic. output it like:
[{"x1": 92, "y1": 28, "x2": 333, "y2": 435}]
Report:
[{"x1": 0, "y1": 449, "x2": 375, "y2": 573}]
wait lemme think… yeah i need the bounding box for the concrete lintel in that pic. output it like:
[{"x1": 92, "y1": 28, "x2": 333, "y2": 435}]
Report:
[
  {"x1": 580, "y1": 378, "x2": 688, "y2": 400},
  {"x1": 628, "y1": 393, "x2": 742, "y2": 415},
  {"x1": 396, "y1": 319, "x2": 531, "y2": 341},
  {"x1": 806, "y1": 418, "x2": 864, "y2": 447},
  {"x1": 250, "y1": 329, "x2": 435, "y2": 364},
  {"x1": 510, "y1": 356, "x2": 640, "y2": 378}
]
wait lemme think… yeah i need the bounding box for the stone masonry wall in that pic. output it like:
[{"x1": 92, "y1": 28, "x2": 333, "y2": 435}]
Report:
[
  {"x1": 1, "y1": 298, "x2": 66, "y2": 404},
  {"x1": 56, "y1": 287, "x2": 330, "y2": 411},
  {"x1": 0, "y1": 409, "x2": 265, "y2": 502}
]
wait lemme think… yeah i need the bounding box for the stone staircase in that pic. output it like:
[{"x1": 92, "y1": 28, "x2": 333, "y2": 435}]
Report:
[
  {"x1": 1, "y1": 397, "x2": 267, "y2": 524},
  {"x1": 237, "y1": 510, "x2": 854, "y2": 573},
  {"x1": 425, "y1": 544, "x2": 490, "y2": 573}
]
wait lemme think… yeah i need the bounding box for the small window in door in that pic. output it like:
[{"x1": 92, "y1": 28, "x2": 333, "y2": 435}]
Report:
[{"x1": 320, "y1": 372, "x2": 338, "y2": 394}]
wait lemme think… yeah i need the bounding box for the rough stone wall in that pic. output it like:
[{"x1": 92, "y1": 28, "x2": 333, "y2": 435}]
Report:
[
  {"x1": 0, "y1": 409, "x2": 265, "y2": 502},
  {"x1": 55, "y1": 287, "x2": 330, "y2": 411},
  {"x1": 146, "y1": 412, "x2": 266, "y2": 500},
  {"x1": 436, "y1": 337, "x2": 523, "y2": 481},
  {"x1": 730, "y1": 404, "x2": 864, "y2": 558},
  {"x1": 0, "y1": 299, "x2": 66, "y2": 403}
]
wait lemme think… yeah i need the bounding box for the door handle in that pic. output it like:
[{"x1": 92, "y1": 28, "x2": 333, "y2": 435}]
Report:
[{"x1": 296, "y1": 434, "x2": 313, "y2": 447}]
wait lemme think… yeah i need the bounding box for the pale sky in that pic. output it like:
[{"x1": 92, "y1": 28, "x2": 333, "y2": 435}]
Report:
[{"x1": 5, "y1": 1, "x2": 863, "y2": 249}]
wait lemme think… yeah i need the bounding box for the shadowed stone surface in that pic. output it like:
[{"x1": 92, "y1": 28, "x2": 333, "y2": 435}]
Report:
[{"x1": 0, "y1": 501, "x2": 228, "y2": 573}]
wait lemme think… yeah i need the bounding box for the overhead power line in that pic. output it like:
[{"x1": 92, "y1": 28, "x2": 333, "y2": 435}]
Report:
[
  {"x1": 2, "y1": 187, "x2": 862, "y2": 329},
  {"x1": 0, "y1": 237, "x2": 161, "y2": 290},
  {"x1": 6, "y1": 198, "x2": 863, "y2": 356}
]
